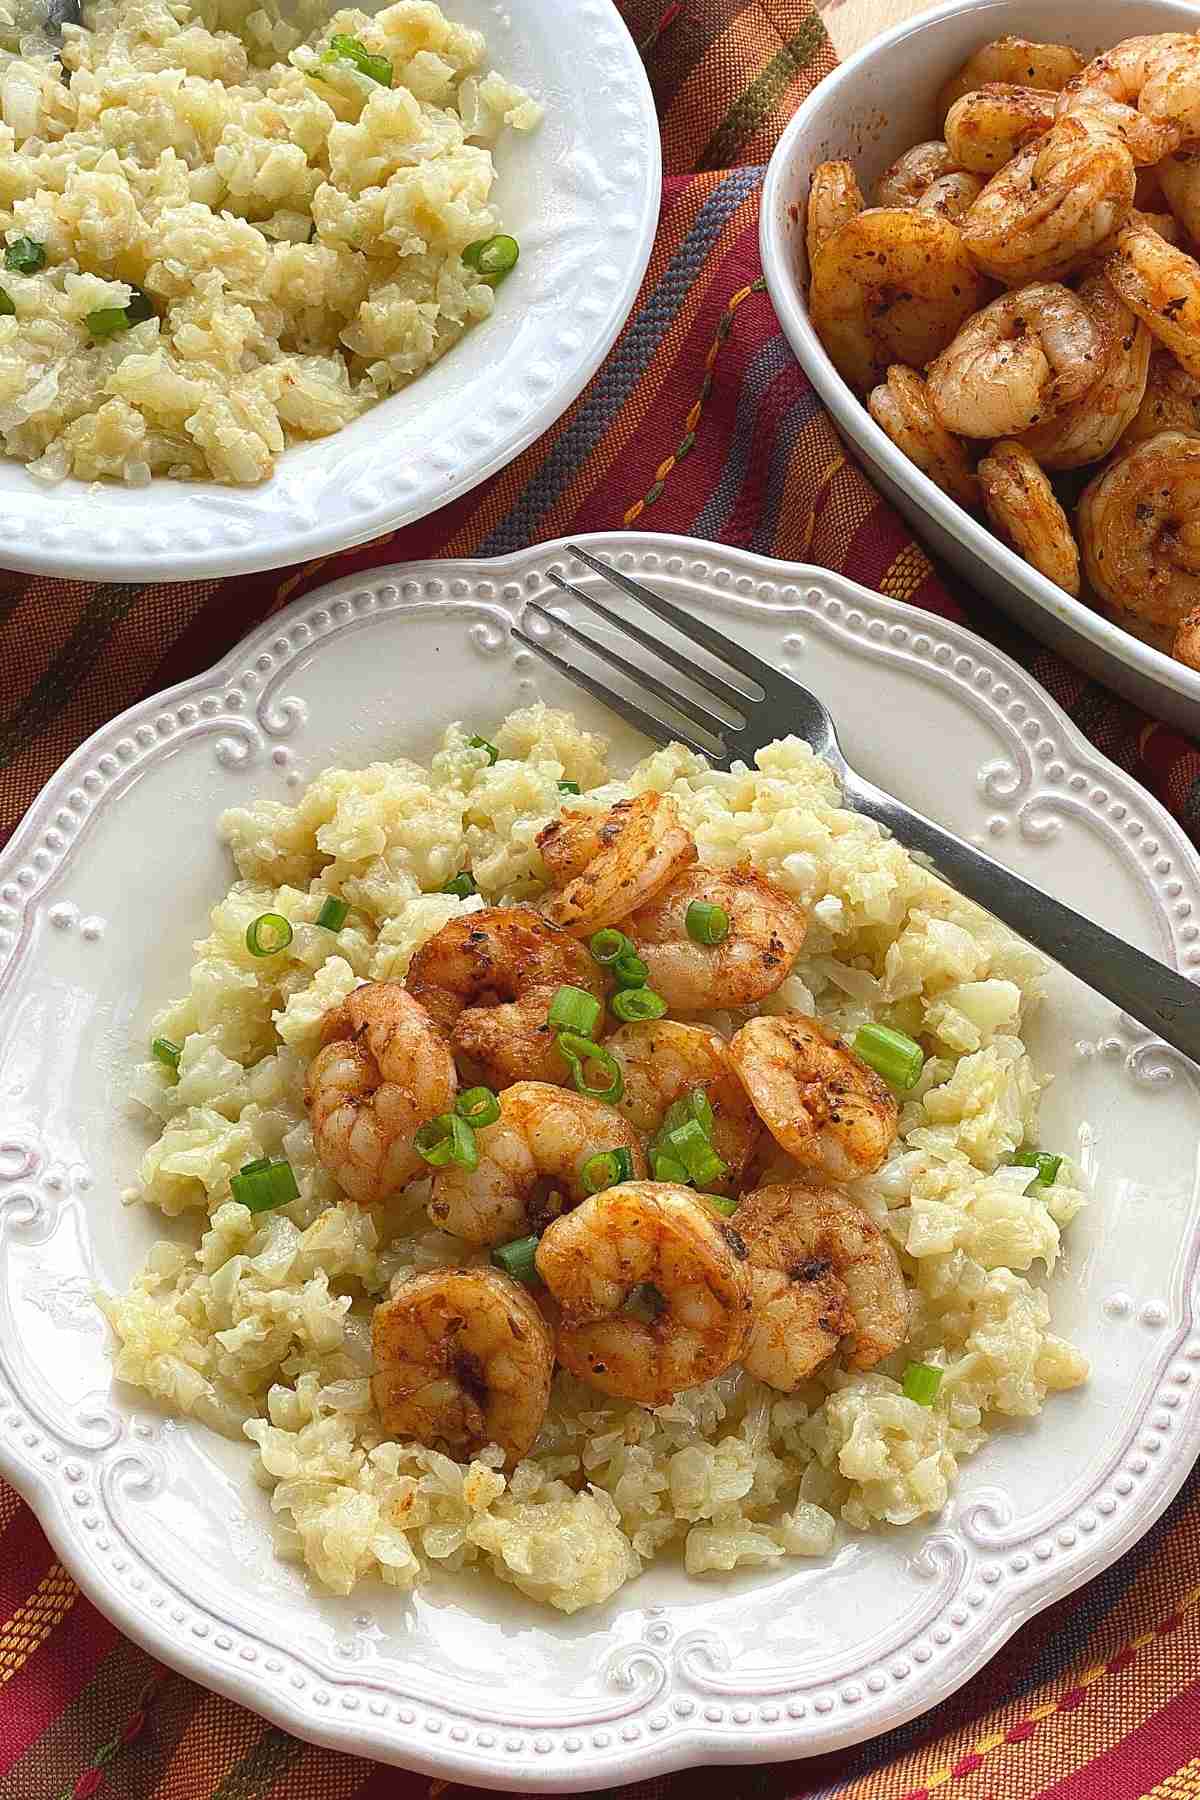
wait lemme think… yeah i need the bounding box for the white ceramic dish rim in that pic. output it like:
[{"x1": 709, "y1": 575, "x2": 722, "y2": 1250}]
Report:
[
  {"x1": 1, "y1": 531, "x2": 1199, "y2": 1789},
  {"x1": 758, "y1": 0, "x2": 1200, "y2": 722}
]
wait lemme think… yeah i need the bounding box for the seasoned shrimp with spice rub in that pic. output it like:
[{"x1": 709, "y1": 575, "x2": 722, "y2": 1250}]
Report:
[
  {"x1": 606, "y1": 1019, "x2": 763, "y2": 1195},
  {"x1": 626, "y1": 864, "x2": 808, "y2": 1013},
  {"x1": 728, "y1": 1013, "x2": 899, "y2": 1180},
  {"x1": 537, "y1": 792, "x2": 697, "y2": 936}
]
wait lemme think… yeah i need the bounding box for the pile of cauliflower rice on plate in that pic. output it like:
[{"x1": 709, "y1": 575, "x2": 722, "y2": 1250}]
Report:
[
  {"x1": 102, "y1": 706, "x2": 1088, "y2": 1614},
  {"x1": 0, "y1": 0, "x2": 538, "y2": 484}
]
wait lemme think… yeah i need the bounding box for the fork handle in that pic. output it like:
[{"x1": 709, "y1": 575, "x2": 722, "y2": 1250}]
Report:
[{"x1": 843, "y1": 773, "x2": 1200, "y2": 1064}]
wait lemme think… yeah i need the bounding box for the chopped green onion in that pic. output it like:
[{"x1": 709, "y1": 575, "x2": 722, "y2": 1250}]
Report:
[
  {"x1": 462, "y1": 233, "x2": 520, "y2": 286},
  {"x1": 650, "y1": 1149, "x2": 689, "y2": 1183},
  {"x1": 613, "y1": 950, "x2": 649, "y2": 989},
  {"x1": 492, "y1": 1233, "x2": 540, "y2": 1283},
  {"x1": 441, "y1": 871, "x2": 477, "y2": 899},
  {"x1": 0, "y1": 288, "x2": 13, "y2": 317},
  {"x1": 548, "y1": 984, "x2": 602, "y2": 1035},
  {"x1": 245, "y1": 912, "x2": 293, "y2": 957},
  {"x1": 702, "y1": 1193, "x2": 739, "y2": 1217},
  {"x1": 557, "y1": 1030, "x2": 624, "y2": 1103},
  {"x1": 581, "y1": 1146, "x2": 634, "y2": 1194},
  {"x1": 5, "y1": 236, "x2": 44, "y2": 274},
  {"x1": 414, "y1": 1112, "x2": 478, "y2": 1170},
  {"x1": 151, "y1": 1036, "x2": 181, "y2": 1072},
  {"x1": 660, "y1": 1088, "x2": 715, "y2": 1142},
  {"x1": 322, "y1": 31, "x2": 393, "y2": 83},
  {"x1": 85, "y1": 287, "x2": 155, "y2": 339},
  {"x1": 315, "y1": 896, "x2": 348, "y2": 931},
  {"x1": 902, "y1": 1362, "x2": 943, "y2": 1407},
  {"x1": 686, "y1": 900, "x2": 730, "y2": 945},
  {"x1": 1012, "y1": 1149, "x2": 1062, "y2": 1187},
  {"x1": 558, "y1": 780, "x2": 581, "y2": 795},
  {"x1": 589, "y1": 927, "x2": 633, "y2": 966},
  {"x1": 853, "y1": 1022, "x2": 924, "y2": 1091},
  {"x1": 230, "y1": 1157, "x2": 299, "y2": 1213},
  {"x1": 456, "y1": 1085, "x2": 500, "y2": 1129},
  {"x1": 467, "y1": 733, "x2": 499, "y2": 765},
  {"x1": 666, "y1": 1118, "x2": 727, "y2": 1188},
  {"x1": 611, "y1": 985, "x2": 668, "y2": 1023},
  {"x1": 125, "y1": 288, "x2": 155, "y2": 325}
]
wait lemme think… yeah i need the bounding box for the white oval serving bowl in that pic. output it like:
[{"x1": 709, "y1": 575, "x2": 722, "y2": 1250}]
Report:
[
  {"x1": 1, "y1": 532, "x2": 1200, "y2": 1790},
  {"x1": 0, "y1": 0, "x2": 659, "y2": 584},
  {"x1": 759, "y1": 0, "x2": 1200, "y2": 736}
]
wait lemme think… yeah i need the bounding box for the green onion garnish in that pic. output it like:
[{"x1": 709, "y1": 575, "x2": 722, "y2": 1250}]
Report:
[
  {"x1": 558, "y1": 780, "x2": 581, "y2": 795},
  {"x1": 660, "y1": 1089, "x2": 715, "y2": 1142},
  {"x1": 548, "y1": 984, "x2": 602, "y2": 1036},
  {"x1": 557, "y1": 1030, "x2": 623, "y2": 1103},
  {"x1": 5, "y1": 237, "x2": 43, "y2": 274},
  {"x1": 650, "y1": 1149, "x2": 689, "y2": 1183},
  {"x1": 589, "y1": 927, "x2": 633, "y2": 966},
  {"x1": 902, "y1": 1362, "x2": 943, "y2": 1407},
  {"x1": 414, "y1": 1113, "x2": 478, "y2": 1170},
  {"x1": 581, "y1": 1146, "x2": 634, "y2": 1195},
  {"x1": 611, "y1": 986, "x2": 668, "y2": 1023},
  {"x1": 441, "y1": 871, "x2": 477, "y2": 899},
  {"x1": 686, "y1": 900, "x2": 729, "y2": 945},
  {"x1": 316, "y1": 896, "x2": 348, "y2": 931},
  {"x1": 86, "y1": 287, "x2": 154, "y2": 339},
  {"x1": 230, "y1": 1157, "x2": 299, "y2": 1213},
  {"x1": 456, "y1": 1085, "x2": 500, "y2": 1129},
  {"x1": 462, "y1": 234, "x2": 520, "y2": 286},
  {"x1": 0, "y1": 288, "x2": 15, "y2": 317},
  {"x1": 702, "y1": 1193, "x2": 739, "y2": 1217},
  {"x1": 666, "y1": 1118, "x2": 727, "y2": 1188},
  {"x1": 245, "y1": 912, "x2": 293, "y2": 957},
  {"x1": 467, "y1": 733, "x2": 499, "y2": 765},
  {"x1": 1012, "y1": 1149, "x2": 1062, "y2": 1187},
  {"x1": 853, "y1": 1022, "x2": 924, "y2": 1091},
  {"x1": 492, "y1": 1233, "x2": 540, "y2": 1283},
  {"x1": 151, "y1": 1036, "x2": 181, "y2": 1072},
  {"x1": 321, "y1": 31, "x2": 392, "y2": 83},
  {"x1": 613, "y1": 950, "x2": 649, "y2": 989}
]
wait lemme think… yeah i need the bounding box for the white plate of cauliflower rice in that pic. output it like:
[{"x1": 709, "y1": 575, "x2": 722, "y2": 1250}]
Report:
[
  {"x1": 2, "y1": 533, "x2": 1200, "y2": 1788},
  {"x1": 0, "y1": 0, "x2": 658, "y2": 579}
]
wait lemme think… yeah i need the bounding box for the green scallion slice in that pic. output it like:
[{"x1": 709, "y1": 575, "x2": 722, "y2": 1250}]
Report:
[
  {"x1": 461, "y1": 234, "x2": 519, "y2": 286},
  {"x1": 245, "y1": 912, "x2": 293, "y2": 957},
  {"x1": 0, "y1": 288, "x2": 13, "y2": 317},
  {"x1": 316, "y1": 896, "x2": 348, "y2": 931},
  {"x1": 230, "y1": 1157, "x2": 299, "y2": 1214},
  {"x1": 558, "y1": 780, "x2": 581, "y2": 795},
  {"x1": 650, "y1": 1149, "x2": 688, "y2": 1183},
  {"x1": 659, "y1": 1088, "x2": 715, "y2": 1143},
  {"x1": 612, "y1": 949, "x2": 649, "y2": 989},
  {"x1": 5, "y1": 236, "x2": 44, "y2": 274},
  {"x1": 1011, "y1": 1149, "x2": 1062, "y2": 1187},
  {"x1": 322, "y1": 31, "x2": 393, "y2": 83},
  {"x1": 902, "y1": 1362, "x2": 943, "y2": 1407},
  {"x1": 589, "y1": 927, "x2": 633, "y2": 966},
  {"x1": 581, "y1": 1146, "x2": 634, "y2": 1195},
  {"x1": 456, "y1": 1085, "x2": 500, "y2": 1129},
  {"x1": 853, "y1": 1022, "x2": 924, "y2": 1091},
  {"x1": 701, "y1": 1193, "x2": 739, "y2": 1217},
  {"x1": 151, "y1": 1036, "x2": 181, "y2": 1072},
  {"x1": 86, "y1": 287, "x2": 155, "y2": 339},
  {"x1": 666, "y1": 1118, "x2": 727, "y2": 1188},
  {"x1": 414, "y1": 1112, "x2": 478, "y2": 1170},
  {"x1": 611, "y1": 985, "x2": 667, "y2": 1023},
  {"x1": 492, "y1": 1233, "x2": 540, "y2": 1283},
  {"x1": 686, "y1": 900, "x2": 729, "y2": 945},
  {"x1": 441, "y1": 871, "x2": 478, "y2": 899},
  {"x1": 467, "y1": 733, "x2": 499, "y2": 765},
  {"x1": 557, "y1": 1030, "x2": 623, "y2": 1103},
  {"x1": 548, "y1": 984, "x2": 602, "y2": 1036},
  {"x1": 240, "y1": 1156, "x2": 272, "y2": 1176}
]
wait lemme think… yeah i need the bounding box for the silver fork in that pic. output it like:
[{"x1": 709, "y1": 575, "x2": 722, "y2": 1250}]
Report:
[{"x1": 514, "y1": 542, "x2": 1200, "y2": 1066}]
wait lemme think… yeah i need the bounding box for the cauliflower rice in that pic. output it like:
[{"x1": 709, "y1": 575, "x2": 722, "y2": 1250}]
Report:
[
  {"x1": 0, "y1": 0, "x2": 538, "y2": 484},
  {"x1": 103, "y1": 707, "x2": 1089, "y2": 1612}
]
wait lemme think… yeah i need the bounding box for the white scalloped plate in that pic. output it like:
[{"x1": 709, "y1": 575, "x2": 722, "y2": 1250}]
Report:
[
  {"x1": 1, "y1": 533, "x2": 1199, "y2": 1792},
  {"x1": 0, "y1": 0, "x2": 659, "y2": 583}
]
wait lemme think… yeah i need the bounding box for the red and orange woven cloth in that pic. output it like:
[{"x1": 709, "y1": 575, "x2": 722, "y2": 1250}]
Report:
[{"x1": 1, "y1": 1, "x2": 1199, "y2": 1795}]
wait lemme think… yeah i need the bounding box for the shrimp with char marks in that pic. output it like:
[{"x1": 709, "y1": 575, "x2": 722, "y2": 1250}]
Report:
[
  {"x1": 927, "y1": 282, "x2": 1104, "y2": 440},
  {"x1": 1158, "y1": 143, "x2": 1200, "y2": 243},
  {"x1": 874, "y1": 143, "x2": 982, "y2": 221},
  {"x1": 1017, "y1": 275, "x2": 1150, "y2": 469},
  {"x1": 534, "y1": 1182, "x2": 753, "y2": 1405},
  {"x1": 728, "y1": 1013, "x2": 899, "y2": 1180},
  {"x1": 305, "y1": 982, "x2": 456, "y2": 1205},
  {"x1": 1055, "y1": 35, "x2": 1195, "y2": 164},
  {"x1": 736, "y1": 1182, "x2": 910, "y2": 1381},
  {"x1": 372, "y1": 1268, "x2": 554, "y2": 1469},
  {"x1": 626, "y1": 864, "x2": 807, "y2": 1013},
  {"x1": 536, "y1": 792, "x2": 697, "y2": 937},
  {"x1": 1106, "y1": 214, "x2": 1200, "y2": 380},
  {"x1": 806, "y1": 160, "x2": 863, "y2": 269},
  {"x1": 960, "y1": 114, "x2": 1135, "y2": 284},
  {"x1": 1119, "y1": 348, "x2": 1200, "y2": 449},
  {"x1": 1078, "y1": 429, "x2": 1200, "y2": 629},
  {"x1": 977, "y1": 440, "x2": 1080, "y2": 596},
  {"x1": 937, "y1": 36, "x2": 1084, "y2": 123},
  {"x1": 427, "y1": 1080, "x2": 647, "y2": 1246},
  {"x1": 606, "y1": 1019, "x2": 763, "y2": 1196},
  {"x1": 405, "y1": 906, "x2": 604, "y2": 1089},
  {"x1": 1138, "y1": 36, "x2": 1200, "y2": 144},
  {"x1": 868, "y1": 365, "x2": 980, "y2": 509},
  {"x1": 944, "y1": 84, "x2": 1056, "y2": 174},
  {"x1": 917, "y1": 171, "x2": 986, "y2": 222}
]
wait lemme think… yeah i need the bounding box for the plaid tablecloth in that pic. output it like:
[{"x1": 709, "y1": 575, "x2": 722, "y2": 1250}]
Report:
[{"x1": 2, "y1": 0, "x2": 1200, "y2": 1794}]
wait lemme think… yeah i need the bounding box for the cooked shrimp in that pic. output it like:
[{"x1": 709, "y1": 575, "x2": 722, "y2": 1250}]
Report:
[
  {"x1": 875, "y1": 140, "x2": 960, "y2": 207},
  {"x1": 937, "y1": 36, "x2": 1085, "y2": 122},
  {"x1": 1173, "y1": 604, "x2": 1200, "y2": 668},
  {"x1": 868, "y1": 364, "x2": 980, "y2": 508},
  {"x1": 1119, "y1": 348, "x2": 1200, "y2": 448},
  {"x1": 960, "y1": 114, "x2": 1135, "y2": 284},
  {"x1": 1017, "y1": 275, "x2": 1150, "y2": 468},
  {"x1": 918, "y1": 171, "x2": 986, "y2": 222},
  {"x1": 626, "y1": 864, "x2": 807, "y2": 1013},
  {"x1": 927, "y1": 283, "x2": 1104, "y2": 439},
  {"x1": 808, "y1": 207, "x2": 988, "y2": 392},
  {"x1": 305, "y1": 983, "x2": 456, "y2": 1205},
  {"x1": 736, "y1": 1182, "x2": 909, "y2": 1380},
  {"x1": 537, "y1": 793, "x2": 697, "y2": 937},
  {"x1": 606, "y1": 1020, "x2": 763, "y2": 1196},
  {"x1": 372, "y1": 1267, "x2": 553, "y2": 1468},
  {"x1": 1056, "y1": 35, "x2": 1194, "y2": 164},
  {"x1": 977, "y1": 440, "x2": 1081, "y2": 595},
  {"x1": 534, "y1": 1182, "x2": 753, "y2": 1405},
  {"x1": 1078, "y1": 429, "x2": 1200, "y2": 628},
  {"x1": 427, "y1": 1080, "x2": 647, "y2": 1246},
  {"x1": 1105, "y1": 215, "x2": 1200, "y2": 378},
  {"x1": 727, "y1": 1013, "x2": 899, "y2": 1180},
  {"x1": 1138, "y1": 36, "x2": 1200, "y2": 143},
  {"x1": 406, "y1": 906, "x2": 604, "y2": 1088},
  {"x1": 944, "y1": 84, "x2": 1056, "y2": 173},
  {"x1": 806, "y1": 160, "x2": 864, "y2": 269}
]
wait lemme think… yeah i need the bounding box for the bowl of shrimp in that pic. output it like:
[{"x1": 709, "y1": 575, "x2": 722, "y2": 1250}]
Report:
[{"x1": 760, "y1": 0, "x2": 1200, "y2": 734}]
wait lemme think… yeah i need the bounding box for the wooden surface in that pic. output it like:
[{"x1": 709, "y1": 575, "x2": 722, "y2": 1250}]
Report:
[{"x1": 820, "y1": 0, "x2": 936, "y2": 57}]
